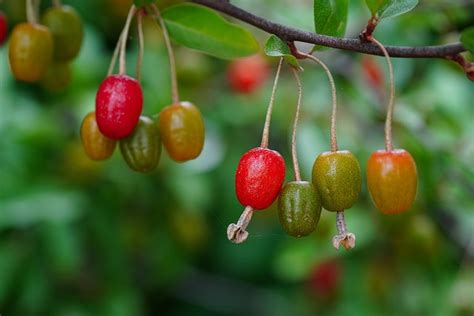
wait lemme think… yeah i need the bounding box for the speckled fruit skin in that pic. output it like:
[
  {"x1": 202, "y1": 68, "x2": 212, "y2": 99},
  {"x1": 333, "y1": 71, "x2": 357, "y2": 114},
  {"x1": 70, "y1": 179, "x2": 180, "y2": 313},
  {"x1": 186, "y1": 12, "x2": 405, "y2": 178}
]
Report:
[
  {"x1": 278, "y1": 181, "x2": 322, "y2": 237},
  {"x1": 40, "y1": 61, "x2": 71, "y2": 92},
  {"x1": 41, "y1": 5, "x2": 83, "y2": 61},
  {"x1": 95, "y1": 75, "x2": 143, "y2": 140},
  {"x1": 366, "y1": 149, "x2": 417, "y2": 214},
  {"x1": 120, "y1": 116, "x2": 162, "y2": 173},
  {"x1": 158, "y1": 101, "x2": 205, "y2": 162},
  {"x1": 8, "y1": 23, "x2": 53, "y2": 82},
  {"x1": 235, "y1": 147, "x2": 286, "y2": 210},
  {"x1": 0, "y1": 11, "x2": 8, "y2": 46},
  {"x1": 80, "y1": 112, "x2": 116, "y2": 161},
  {"x1": 227, "y1": 55, "x2": 269, "y2": 94},
  {"x1": 312, "y1": 150, "x2": 361, "y2": 211}
]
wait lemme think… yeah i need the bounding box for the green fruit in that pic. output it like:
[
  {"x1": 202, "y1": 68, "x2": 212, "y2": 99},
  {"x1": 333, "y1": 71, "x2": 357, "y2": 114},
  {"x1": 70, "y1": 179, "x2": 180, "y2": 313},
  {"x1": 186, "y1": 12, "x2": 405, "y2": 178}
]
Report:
[
  {"x1": 40, "y1": 61, "x2": 71, "y2": 92},
  {"x1": 278, "y1": 181, "x2": 322, "y2": 237},
  {"x1": 312, "y1": 150, "x2": 361, "y2": 211},
  {"x1": 41, "y1": 5, "x2": 83, "y2": 61},
  {"x1": 119, "y1": 116, "x2": 162, "y2": 172}
]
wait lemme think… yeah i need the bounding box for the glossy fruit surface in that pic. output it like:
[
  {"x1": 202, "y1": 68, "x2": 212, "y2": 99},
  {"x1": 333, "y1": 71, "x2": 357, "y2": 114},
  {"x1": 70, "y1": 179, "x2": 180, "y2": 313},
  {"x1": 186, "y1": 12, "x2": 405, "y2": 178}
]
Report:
[
  {"x1": 0, "y1": 11, "x2": 8, "y2": 46},
  {"x1": 235, "y1": 147, "x2": 285, "y2": 210},
  {"x1": 312, "y1": 150, "x2": 361, "y2": 211},
  {"x1": 41, "y1": 5, "x2": 83, "y2": 61},
  {"x1": 80, "y1": 112, "x2": 116, "y2": 161},
  {"x1": 366, "y1": 149, "x2": 417, "y2": 214},
  {"x1": 158, "y1": 101, "x2": 205, "y2": 162},
  {"x1": 8, "y1": 23, "x2": 53, "y2": 82},
  {"x1": 227, "y1": 54, "x2": 269, "y2": 94},
  {"x1": 120, "y1": 116, "x2": 162, "y2": 172},
  {"x1": 95, "y1": 74, "x2": 143, "y2": 140},
  {"x1": 40, "y1": 61, "x2": 71, "y2": 92},
  {"x1": 278, "y1": 181, "x2": 322, "y2": 237}
]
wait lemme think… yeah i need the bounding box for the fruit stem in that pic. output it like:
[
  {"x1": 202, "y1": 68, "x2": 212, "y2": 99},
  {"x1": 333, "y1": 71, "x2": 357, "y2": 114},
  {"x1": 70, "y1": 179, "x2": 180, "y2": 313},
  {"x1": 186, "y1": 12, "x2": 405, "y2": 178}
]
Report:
[
  {"x1": 136, "y1": 10, "x2": 144, "y2": 82},
  {"x1": 332, "y1": 211, "x2": 356, "y2": 250},
  {"x1": 260, "y1": 57, "x2": 283, "y2": 149},
  {"x1": 26, "y1": 0, "x2": 39, "y2": 24},
  {"x1": 119, "y1": 5, "x2": 137, "y2": 76},
  {"x1": 52, "y1": 0, "x2": 61, "y2": 7},
  {"x1": 299, "y1": 52, "x2": 338, "y2": 152},
  {"x1": 290, "y1": 67, "x2": 303, "y2": 182},
  {"x1": 151, "y1": 4, "x2": 180, "y2": 105},
  {"x1": 227, "y1": 206, "x2": 254, "y2": 244},
  {"x1": 108, "y1": 29, "x2": 125, "y2": 76},
  {"x1": 368, "y1": 36, "x2": 394, "y2": 151}
]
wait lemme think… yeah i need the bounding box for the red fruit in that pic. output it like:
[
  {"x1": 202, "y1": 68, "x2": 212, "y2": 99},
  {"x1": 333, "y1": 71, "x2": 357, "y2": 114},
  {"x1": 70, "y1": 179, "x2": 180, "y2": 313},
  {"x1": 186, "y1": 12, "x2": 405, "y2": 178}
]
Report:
[
  {"x1": 0, "y1": 11, "x2": 7, "y2": 46},
  {"x1": 366, "y1": 149, "x2": 417, "y2": 214},
  {"x1": 235, "y1": 147, "x2": 285, "y2": 210},
  {"x1": 309, "y1": 260, "x2": 341, "y2": 296},
  {"x1": 95, "y1": 74, "x2": 143, "y2": 140},
  {"x1": 361, "y1": 56, "x2": 384, "y2": 90},
  {"x1": 227, "y1": 55, "x2": 269, "y2": 94}
]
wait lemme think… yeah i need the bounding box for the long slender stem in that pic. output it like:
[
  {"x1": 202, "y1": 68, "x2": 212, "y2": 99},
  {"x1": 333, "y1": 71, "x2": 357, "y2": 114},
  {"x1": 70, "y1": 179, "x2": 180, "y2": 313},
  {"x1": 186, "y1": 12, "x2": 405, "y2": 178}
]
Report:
[
  {"x1": 151, "y1": 4, "x2": 179, "y2": 104},
  {"x1": 26, "y1": 0, "x2": 37, "y2": 24},
  {"x1": 119, "y1": 6, "x2": 137, "y2": 76},
  {"x1": 369, "y1": 37, "x2": 395, "y2": 151},
  {"x1": 108, "y1": 29, "x2": 125, "y2": 76},
  {"x1": 260, "y1": 58, "x2": 284, "y2": 149},
  {"x1": 136, "y1": 11, "x2": 145, "y2": 82},
  {"x1": 290, "y1": 67, "x2": 303, "y2": 182},
  {"x1": 299, "y1": 52, "x2": 338, "y2": 152}
]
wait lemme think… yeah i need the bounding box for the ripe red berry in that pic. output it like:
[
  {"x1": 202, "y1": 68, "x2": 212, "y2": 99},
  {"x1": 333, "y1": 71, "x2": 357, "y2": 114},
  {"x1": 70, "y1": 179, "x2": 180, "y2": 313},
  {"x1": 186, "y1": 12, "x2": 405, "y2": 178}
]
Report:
[
  {"x1": 361, "y1": 56, "x2": 384, "y2": 90},
  {"x1": 95, "y1": 74, "x2": 143, "y2": 140},
  {"x1": 0, "y1": 11, "x2": 7, "y2": 46},
  {"x1": 366, "y1": 149, "x2": 417, "y2": 214},
  {"x1": 309, "y1": 259, "x2": 341, "y2": 297},
  {"x1": 227, "y1": 55, "x2": 269, "y2": 94},
  {"x1": 235, "y1": 147, "x2": 285, "y2": 210}
]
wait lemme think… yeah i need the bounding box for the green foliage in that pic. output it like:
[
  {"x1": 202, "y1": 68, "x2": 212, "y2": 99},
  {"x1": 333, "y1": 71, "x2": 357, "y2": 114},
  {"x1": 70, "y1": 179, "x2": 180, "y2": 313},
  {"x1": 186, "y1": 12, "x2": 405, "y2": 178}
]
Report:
[
  {"x1": 133, "y1": 0, "x2": 155, "y2": 7},
  {"x1": 365, "y1": 0, "x2": 418, "y2": 19},
  {"x1": 264, "y1": 35, "x2": 302, "y2": 70},
  {"x1": 461, "y1": 26, "x2": 474, "y2": 54},
  {"x1": 162, "y1": 3, "x2": 259, "y2": 59},
  {"x1": 314, "y1": 0, "x2": 349, "y2": 37}
]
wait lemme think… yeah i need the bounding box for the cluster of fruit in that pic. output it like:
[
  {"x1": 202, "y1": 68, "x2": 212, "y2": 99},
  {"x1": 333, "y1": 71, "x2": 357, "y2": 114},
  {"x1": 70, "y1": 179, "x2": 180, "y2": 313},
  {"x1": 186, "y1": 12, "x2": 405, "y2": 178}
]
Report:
[
  {"x1": 80, "y1": 5, "x2": 205, "y2": 173},
  {"x1": 228, "y1": 51, "x2": 418, "y2": 249},
  {"x1": 7, "y1": 2, "x2": 83, "y2": 92}
]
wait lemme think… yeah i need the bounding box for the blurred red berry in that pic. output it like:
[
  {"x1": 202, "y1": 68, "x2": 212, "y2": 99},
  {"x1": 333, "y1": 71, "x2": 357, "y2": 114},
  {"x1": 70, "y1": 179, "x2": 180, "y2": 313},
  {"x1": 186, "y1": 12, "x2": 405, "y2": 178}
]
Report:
[
  {"x1": 0, "y1": 11, "x2": 7, "y2": 46},
  {"x1": 309, "y1": 259, "x2": 341, "y2": 296},
  {"x1": 361, "y1": 56, "x2": 384, "y2": 90},
  {"x1": 227, "y1": 54, "x2": 269, "y2": 94}
]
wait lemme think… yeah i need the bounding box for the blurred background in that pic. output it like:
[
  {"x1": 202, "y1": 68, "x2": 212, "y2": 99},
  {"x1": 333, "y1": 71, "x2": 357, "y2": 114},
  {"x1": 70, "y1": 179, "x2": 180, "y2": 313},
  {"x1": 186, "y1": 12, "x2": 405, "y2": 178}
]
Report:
[{"x1": 0, "y1": 0, "x2": 473, "y2": 315}]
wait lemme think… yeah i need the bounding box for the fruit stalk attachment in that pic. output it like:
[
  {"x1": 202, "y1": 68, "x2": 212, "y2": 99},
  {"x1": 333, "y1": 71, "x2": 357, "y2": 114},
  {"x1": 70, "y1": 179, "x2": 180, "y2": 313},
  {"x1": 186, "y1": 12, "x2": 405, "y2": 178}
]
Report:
[
  {"x1": 290, "y1": 67, "x2": 302, "y2": 181},
  {"x1": 332, "y1": 211, "x2": 356, "y2": 250},
  {"x1": 227, "y1": 206, "x2": 254, "y2": 244},
  {"x1": 136, "y1": 9, "x2": 144, "y2": 82},
  {"x1": 26, "y1": 0, "x2": 39, "y2": 24},
  {"x1": 119, "y1": 5, "x2": 137, "y2": 76}
]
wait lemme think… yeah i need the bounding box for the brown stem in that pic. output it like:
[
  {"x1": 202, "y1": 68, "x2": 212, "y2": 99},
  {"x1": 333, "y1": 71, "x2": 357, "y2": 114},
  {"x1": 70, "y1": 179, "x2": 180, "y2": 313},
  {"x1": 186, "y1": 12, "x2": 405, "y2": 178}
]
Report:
[
  {"x1": 368, "y1": 37, "x2": 395, "y2": 151},
  {"x1": 360, "y1": 16, "x2": 379, "y2": 42},
  {"x1": 260, "y1": 58, "x2": 284, "y2": 149},
  {"x1": 108, "y1": 29, "x2": 125, "y2": 76},
  {"x1": 298, "y1": 51, "x2": 338, "y2": 152},
  {"x1": 332, "y1": 211, "x2": 356, "y2": 250},
  {"x1": 290, "y1": 67, "x2": 303, "y2": 182},
  {"x1": 119, "y1": 6, "x2": 137, "y2": 76},
  {"x1": 446, "y1": 54, "x2": 474, "y2": 81},
  {"x1": 191, "y1": 0, "x2": 465, "y2": 58},
  {"x1": 26, "y1": 0, "x2": 38, "y2": 24},
  {"x1": 227, "y1": 206, "x2": 254, "y2": 244},
  {"x1": 151, "y1": 4, "x2": 180, "y2": 104},
  {"x1": 136, "y1": 11, "x2": 145, "y2": 82}
]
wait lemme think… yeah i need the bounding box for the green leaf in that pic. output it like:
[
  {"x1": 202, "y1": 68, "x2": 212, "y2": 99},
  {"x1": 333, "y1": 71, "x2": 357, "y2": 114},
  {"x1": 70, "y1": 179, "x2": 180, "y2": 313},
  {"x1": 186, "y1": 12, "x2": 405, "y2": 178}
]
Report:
[
  {"x1": 461, "y1": 27, "x2": 474, "y2": 54},
  {"x1": 133, "y1": 0, "x2": 155, "y2": 6},
  {"x1": 162, "y1": 3, "x2": 259, "y2": 59},
  {"x1": 365, "y1": 0, "x2": 418, "y2": 19},
  {"x1": 264, "y1": 35, "x2": 302, "y2": 70},
  {"x1": 314, "y1": 0, "x2": 349, "y2": 38}
]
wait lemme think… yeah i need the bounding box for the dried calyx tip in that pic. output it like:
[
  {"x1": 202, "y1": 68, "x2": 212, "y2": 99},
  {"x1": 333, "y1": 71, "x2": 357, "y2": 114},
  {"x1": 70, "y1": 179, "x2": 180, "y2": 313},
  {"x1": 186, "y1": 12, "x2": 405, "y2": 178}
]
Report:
[
  {"x1": 332, "y1": 211, "x2": 356, "y2": 250},
  {"x1": 227, "y1": 206, "x2": 254, "y2": 244}
]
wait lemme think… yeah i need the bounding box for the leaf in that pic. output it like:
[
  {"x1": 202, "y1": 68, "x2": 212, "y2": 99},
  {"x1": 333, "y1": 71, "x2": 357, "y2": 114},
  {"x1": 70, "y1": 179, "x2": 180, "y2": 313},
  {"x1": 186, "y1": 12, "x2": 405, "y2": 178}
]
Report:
[
  {"x1": 461, "y1": 27, "x2": 474, "y2": 54},
  {"x1": 264, "y1": 35, "x2": 302, "y2": 70},
  {"x1": 162, "y1": 3, "x2": 259, "y2": 59},
  {"x1": 133, "y1": 0, "x2": 155, "y2": 6},
  {"x1": 365, "y1": 0, "x2": 418, "y2": 19},
  {"x1": 314, "y1": 0, "x2": 349, "y2": 38}
]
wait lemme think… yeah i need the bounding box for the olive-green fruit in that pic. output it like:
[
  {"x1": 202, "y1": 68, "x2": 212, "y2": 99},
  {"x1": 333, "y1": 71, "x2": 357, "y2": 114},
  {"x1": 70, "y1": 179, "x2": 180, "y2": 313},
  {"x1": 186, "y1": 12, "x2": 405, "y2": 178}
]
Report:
[
  {"x1": 119, "y1": 116, "x2": 162, "y2": 172},
  {"x1": 41, "y1": 5, "x2": 83, "y2": 61},
  {"x1": 312, "y1": 150, "x2": 361, "y2": 211},
  {"x1": 278, "y1": 181, "x2": 322, "y2": 237}
]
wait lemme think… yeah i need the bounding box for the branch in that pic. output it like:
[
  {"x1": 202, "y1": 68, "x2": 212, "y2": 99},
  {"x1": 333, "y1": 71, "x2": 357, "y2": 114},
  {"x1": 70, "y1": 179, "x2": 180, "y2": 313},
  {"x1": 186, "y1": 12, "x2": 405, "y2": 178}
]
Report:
[{"x1": 191, "y1": 0, "x2": 466, "y2": 59}]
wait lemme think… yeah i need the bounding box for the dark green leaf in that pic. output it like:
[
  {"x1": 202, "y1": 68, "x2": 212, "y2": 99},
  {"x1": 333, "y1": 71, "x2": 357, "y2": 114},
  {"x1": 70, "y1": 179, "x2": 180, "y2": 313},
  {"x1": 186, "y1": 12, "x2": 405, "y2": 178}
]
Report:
[
  {"x1": 162, "y1": 4, "x2": 259, "y2": 59},
  {"x1": 264, "y1": 35, "x2": 302, "y2": 70},
  {"x1": 365, "y1": 0, "x2": 418, "y2": 19},
  {"x1": 461, "y1": 27, "x2": 474, "y2": 54},
  {"x1": 314, "y1": 0, "x2": 349, "y2": 38}
]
